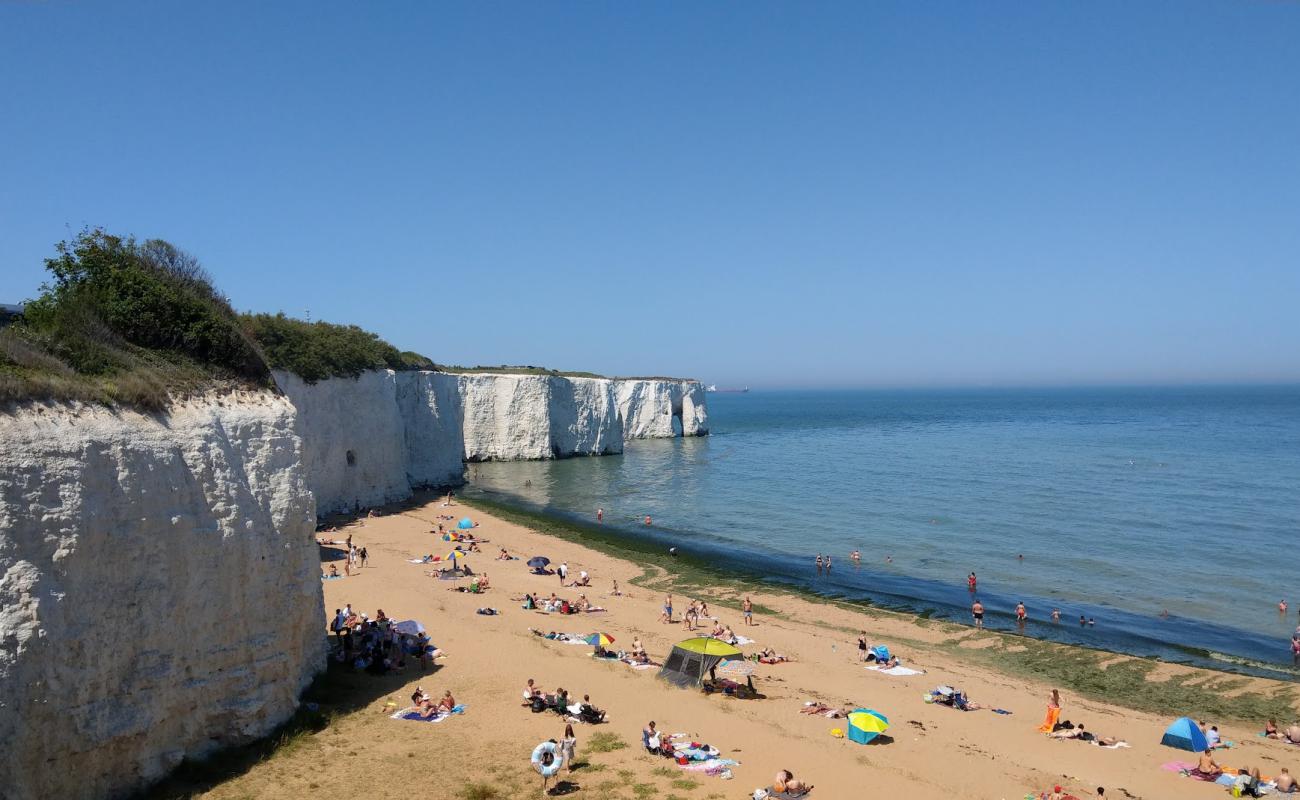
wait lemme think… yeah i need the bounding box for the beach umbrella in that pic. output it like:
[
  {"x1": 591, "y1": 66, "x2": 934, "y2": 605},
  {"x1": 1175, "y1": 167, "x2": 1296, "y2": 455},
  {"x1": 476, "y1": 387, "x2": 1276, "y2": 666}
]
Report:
[
  {"x1": 674, "y1": 637, "x2": 743, "y2": 658},
  {"x1": 846, "y1": 708, "x2": 890, "y2": 744},
  {"x1": 458, "y1": 517, "x2": 474, "y2": 529},
  {"x1": 658, "y1": 637, "x2": 745, "y2": 687},
  {"x1": 1160, "y1": 717, "x2": 1208, "y2": 752},
  {"x1": 527, "y1": 556, "x2": 551, "y2": 569},
  {"x1": 583, "y1": 633, "x2": 616, "y2": 647},
  {"x1": 393, "y1": 620, "x2": 425, "y2": 636},
  {"x1": 714, "y1": 658, "x2": 756, "y2": 678}
]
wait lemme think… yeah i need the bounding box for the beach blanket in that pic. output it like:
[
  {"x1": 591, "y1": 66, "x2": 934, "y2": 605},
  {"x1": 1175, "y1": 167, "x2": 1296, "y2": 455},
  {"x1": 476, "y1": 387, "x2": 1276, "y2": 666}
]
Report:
[
  {"x1": 1095, "y1": 741, "x2": 1130, "y2": 749},
  {"x1": 867, "y1": 665, "x2": 924, "y2": 676},
  {"x1": 734, "y1": 635, "x2": 756, "y2": 645},
  {"x1": 619, "y1": 657, "x2": 659, "y2": 670},
  {"x1": 407, "y1": 558, "x2": 430, "y2": 564},
  {"x1": 1161, "y1": 761, "x2": 1195, "y2": 773},
  {"x1": 390, "y1": 704, "x2": 466, "y2": 723},
  {"x1": 679, "y1": 757, "x2": 737, "y2": 775}
]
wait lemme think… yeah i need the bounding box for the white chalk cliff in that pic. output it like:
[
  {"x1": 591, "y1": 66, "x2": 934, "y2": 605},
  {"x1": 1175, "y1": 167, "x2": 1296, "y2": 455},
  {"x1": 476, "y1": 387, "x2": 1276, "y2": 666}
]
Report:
[
  {"x1": 0, "y1": 369, "x2": 704, "y2": 798},
  {"x1": 0, "y1": 395, "x2": 324, "y2": 800},
  {"x1": 276, "y1": 370, "x2": 707, "y2": 516}
]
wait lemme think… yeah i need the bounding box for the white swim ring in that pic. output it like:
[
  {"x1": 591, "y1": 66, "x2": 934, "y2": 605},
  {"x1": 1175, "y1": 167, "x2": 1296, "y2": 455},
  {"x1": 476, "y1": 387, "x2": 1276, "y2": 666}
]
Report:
[{"x1": 531, "y1": 740, "x2": 563, "y2": 777}]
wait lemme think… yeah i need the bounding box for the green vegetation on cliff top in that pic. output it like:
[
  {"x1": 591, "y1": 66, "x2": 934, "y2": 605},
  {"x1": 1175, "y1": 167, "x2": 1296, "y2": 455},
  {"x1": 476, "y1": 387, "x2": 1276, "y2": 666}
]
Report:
[
  {"x1": 0, "y1": 229, "x2": 434, "y2": 408},
  {"x1": 1, "y1": 229, "x2": 693, "y2": 409}
]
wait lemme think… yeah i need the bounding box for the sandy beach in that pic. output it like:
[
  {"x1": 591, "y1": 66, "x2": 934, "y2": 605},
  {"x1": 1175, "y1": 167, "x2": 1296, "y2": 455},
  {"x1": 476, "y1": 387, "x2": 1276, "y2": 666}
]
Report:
[{"x1": 184, "y1": 496, "x2": 1300, "y2": 800}]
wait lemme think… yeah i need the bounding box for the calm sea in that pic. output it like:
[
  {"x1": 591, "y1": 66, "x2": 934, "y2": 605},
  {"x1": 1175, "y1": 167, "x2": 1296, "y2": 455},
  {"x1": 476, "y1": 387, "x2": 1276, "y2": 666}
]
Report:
[{"x1": 463, "y1": 386, "x2": 1300, "y2": 676}]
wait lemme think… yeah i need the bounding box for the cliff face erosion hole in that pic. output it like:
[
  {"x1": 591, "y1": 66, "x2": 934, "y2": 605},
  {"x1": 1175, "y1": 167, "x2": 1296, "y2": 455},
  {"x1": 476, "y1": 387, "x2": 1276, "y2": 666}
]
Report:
[
  {"x1": 671, "y1": 396, "x2": 684, "y2": 437},
  {"x1": 346, "y1": 449, "x2": 356, "y2": 467}
]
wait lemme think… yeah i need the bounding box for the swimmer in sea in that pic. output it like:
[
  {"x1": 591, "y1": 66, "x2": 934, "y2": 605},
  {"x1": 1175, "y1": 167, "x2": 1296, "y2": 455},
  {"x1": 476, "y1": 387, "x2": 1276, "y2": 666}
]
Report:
[
  {"x1": 1051, "y1": 608, "x2": 1061, "y2": 623},
  {"x1": 1015, "y1": 602, "x2": 1027, "y2": 625},
  {"x1": 1281, "y1": 600, "x2": 1288, "y2": 614},
  {"x1": 815, "y1": 554, "x2": 823, "y2": 573},
  {"x1": 825, "y1": 555, "x2": 832, "y2": 571},
  {"x1": 968, "y1": 572, "x2": 977, "y2": 592},
  {"x1": 885, "y1": 555, "x2": 892, "y2": 563},
  {"x1": 1080, "y1": 615, "x2": 1087, "y2": 626}
]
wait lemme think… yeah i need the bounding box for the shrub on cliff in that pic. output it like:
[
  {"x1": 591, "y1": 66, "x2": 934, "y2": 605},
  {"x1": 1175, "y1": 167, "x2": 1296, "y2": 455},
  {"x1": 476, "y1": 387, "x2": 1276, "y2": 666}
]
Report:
[
  {"x1": 242, "y1": 312, "x2": 437, "y2": 383},
  {"x1": 1, "y1": 230, "x2": 270, "y2": 408}
]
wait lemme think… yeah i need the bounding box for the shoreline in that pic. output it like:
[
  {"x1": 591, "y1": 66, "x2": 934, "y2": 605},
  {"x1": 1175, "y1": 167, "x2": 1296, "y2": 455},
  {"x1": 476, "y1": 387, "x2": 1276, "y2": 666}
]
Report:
[
  {"x1": 455, "y1": 492, "x2": 1298, "y2": 719},
  {"x1": 171, "y1": 491, "x2": 1300, "y2": 800},
  {"x1": 460, "y1": 485, "x2": 1300, "y2": 680}
]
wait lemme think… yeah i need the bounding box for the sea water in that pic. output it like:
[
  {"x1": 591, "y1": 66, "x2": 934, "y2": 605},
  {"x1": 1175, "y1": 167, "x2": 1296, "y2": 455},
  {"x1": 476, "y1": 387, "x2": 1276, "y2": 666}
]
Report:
[{"x1": 462, "y1": 386, "x2": 1300, "y2": 675}]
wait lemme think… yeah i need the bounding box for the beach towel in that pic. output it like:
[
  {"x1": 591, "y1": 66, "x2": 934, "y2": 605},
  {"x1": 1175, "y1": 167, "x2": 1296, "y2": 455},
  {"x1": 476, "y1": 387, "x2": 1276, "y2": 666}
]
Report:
[
  {"x1": 1037, "y1": 706, "x2": 1061, "y2": 733},
  {"x1": 867, "y1": 665, "x2": 924, "y2": 676},
  {"x1": 992, "y1": 709, "x2": 1013, "y2": 715},
  {"x1": 407, "y1": 558, "x2": 428, "y2": 563},
  {"x1": 734, "y1": 635, "x2": 756, "y2": 645},
  {"x1": 390, "y1": 704, "x2": 466, "y2": 723},
  {"x1": 1161, "y1": 761, "x2": 1195, "y2": 773},
  {"x1": 1095, "y1": 741, "x2": 1131, "y2": 749}
]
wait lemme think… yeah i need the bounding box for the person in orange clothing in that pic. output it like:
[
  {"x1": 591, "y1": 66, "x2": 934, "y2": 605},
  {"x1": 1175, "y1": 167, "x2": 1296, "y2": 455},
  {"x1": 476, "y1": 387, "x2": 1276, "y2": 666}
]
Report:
[{"x1": 1038, "y1": 688, "x2": 1062, "y2": 732}]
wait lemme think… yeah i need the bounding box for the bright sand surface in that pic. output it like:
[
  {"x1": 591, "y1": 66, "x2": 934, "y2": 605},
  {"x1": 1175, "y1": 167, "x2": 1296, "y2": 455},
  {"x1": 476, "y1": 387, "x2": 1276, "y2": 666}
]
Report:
[{"x1": 192, "y1": 498, "x2": 1300, "y2": 800}]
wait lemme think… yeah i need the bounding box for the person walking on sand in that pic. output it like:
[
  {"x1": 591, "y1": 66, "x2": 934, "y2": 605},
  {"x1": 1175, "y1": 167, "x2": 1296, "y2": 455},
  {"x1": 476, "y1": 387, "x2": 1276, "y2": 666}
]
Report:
[
  {"x1": 560, "y1": 723, "x2": 577, "y2": 774},
  {"x1": 558, "y1": 562, "x2": 568, "y2": 585},
  {"x1": 360, "y1": 546, "x2": 368, "y2": 568},
  {"x1": 971, "y1": 599, "x2": 985, "y2": 629},
  {"x1": 660, "y1": 594, "x2": 673, "y2": 624},
  {"x1": 743, "y1": 597, "x2": 754, "y2": 626},
  {"x1": 1037, "y1": 688, "x2": 1062, "y2": 732}
]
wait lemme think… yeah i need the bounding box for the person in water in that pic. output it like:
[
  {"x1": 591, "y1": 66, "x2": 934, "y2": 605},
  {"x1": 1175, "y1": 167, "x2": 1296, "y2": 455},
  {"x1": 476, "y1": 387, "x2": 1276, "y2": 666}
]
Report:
[
  {"x1": 968, "y1": 572, "x2": 977, "y2": 591},
  {"x1": 1051, "y1": 608, "x2": 1061, "y2": 622}
]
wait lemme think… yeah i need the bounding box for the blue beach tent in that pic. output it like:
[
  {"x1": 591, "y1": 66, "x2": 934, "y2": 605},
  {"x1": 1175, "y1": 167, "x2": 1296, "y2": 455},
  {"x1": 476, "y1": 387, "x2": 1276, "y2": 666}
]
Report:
[
  {"x1": 457, "y1": 517, "x2": 474, "y2": 530},
  {"x1": 1160, "y1": 717, "x2": 1208, "y2": 752},
  {"x1": 871, "y1": 645, "x2": 891, "y2": 662}
]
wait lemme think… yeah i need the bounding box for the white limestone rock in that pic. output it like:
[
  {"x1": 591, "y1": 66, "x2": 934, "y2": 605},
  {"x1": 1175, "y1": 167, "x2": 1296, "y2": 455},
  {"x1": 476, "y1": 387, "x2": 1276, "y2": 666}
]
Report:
[
  {"x1": 0, "y1": 395, "x2": 325, "y2": 800},
  {"x1": 273, "y1": 370, "x2": 410, "y2": 516}
]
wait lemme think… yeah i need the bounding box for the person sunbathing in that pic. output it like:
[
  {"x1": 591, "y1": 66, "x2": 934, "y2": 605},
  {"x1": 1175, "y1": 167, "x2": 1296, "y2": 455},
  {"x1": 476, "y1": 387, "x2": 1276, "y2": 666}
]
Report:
[
  {"x1": 773, "y1": 769, "x2": 812, "y2": 797},
  {"x1": 800, "y1": 701, "x2": 847, "y2": 718},
  {"x1": 437, "y1": 690, "x2": 456, "y2": 712},
  {"x1": 1190, "y1": 750, "x2": 1222, "y2": 779},
  {"x1": 574, "y1": 595, "x2": 591, "y2": 612},
  {"x1": 1275, "y1": 767, "x2": 1295, "y2": 793},
  {"x1": 1284, "y1": 724, "x2": 1300, "y2": 744},
  {"x1": 758, "y1": 647, "x2": 792, "y2": 664}
]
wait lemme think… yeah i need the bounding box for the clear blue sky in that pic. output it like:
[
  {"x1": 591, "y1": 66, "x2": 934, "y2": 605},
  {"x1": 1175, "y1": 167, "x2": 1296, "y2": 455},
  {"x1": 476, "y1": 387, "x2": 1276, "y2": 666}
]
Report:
[{"x1": 3, "y1": 2, "x2": 1298, "y2": 388}]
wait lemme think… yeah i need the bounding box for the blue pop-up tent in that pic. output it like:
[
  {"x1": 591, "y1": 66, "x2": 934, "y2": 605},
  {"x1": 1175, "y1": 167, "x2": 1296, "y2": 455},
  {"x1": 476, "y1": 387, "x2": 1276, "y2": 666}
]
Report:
[
  {"x1": 1160, "y1": 717, "x2": 1208, "y2": 752},
  {"x1": 871, "y1": 645, "x2": 891, "y2": 662},
  {"x1": 457, "y1": 517, "x2": 474, "y2": 529}
]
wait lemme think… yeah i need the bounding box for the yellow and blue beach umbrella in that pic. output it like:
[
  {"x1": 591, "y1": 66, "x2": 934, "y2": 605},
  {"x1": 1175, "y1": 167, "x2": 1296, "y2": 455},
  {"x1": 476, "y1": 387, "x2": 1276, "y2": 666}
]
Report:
[{"x1": 846, "y1": 708, "x2": 889, "y2": 744}]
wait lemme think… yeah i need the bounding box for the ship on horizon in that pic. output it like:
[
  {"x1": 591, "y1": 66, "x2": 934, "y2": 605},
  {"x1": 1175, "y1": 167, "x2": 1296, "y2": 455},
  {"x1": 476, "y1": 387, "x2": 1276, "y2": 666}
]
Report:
[{"x1": 705, "y1": 384, "x2": 749, "y2": 393}]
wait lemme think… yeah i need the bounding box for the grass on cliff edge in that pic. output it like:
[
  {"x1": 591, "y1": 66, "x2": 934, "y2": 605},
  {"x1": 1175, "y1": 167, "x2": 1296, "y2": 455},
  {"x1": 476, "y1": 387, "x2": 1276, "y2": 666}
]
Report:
[
  {"x1": 457, "y1": 495, "x2": 1300, "y2": 723},
  {"x1": 2, "y1": 229, "x2": 438, "y2": 409}
]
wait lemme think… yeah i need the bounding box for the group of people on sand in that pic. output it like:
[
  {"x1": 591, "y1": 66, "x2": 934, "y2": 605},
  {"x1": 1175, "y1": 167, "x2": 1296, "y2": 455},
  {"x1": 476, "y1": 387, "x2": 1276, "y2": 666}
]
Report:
[
  {"x1": 328, "y1": 604, "x2": 443, "y2": 674},
  {"x1": 408, "y1": 686, "x2": 457, "y2": 719},
  {"x1": 318, "y1": 532, "x2": 367, "y2": 578},
  {"x1": 519, "y1": 591, "x2": 604, "y2": 614},
  {"x1": 522, "y1": 678, "x2": 607, "y2": 724}
]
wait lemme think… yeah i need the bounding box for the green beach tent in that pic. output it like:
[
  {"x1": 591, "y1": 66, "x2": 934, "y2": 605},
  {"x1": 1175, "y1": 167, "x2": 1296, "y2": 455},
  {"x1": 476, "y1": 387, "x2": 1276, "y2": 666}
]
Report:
[{"x1": 657, "y1": 637, "x2": 743, "y2": 688}]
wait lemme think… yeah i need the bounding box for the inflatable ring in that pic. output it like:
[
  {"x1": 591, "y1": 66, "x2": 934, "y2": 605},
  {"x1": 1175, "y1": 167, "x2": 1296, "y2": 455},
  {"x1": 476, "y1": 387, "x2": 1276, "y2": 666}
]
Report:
[{"x1": 531, "y1": 741, "x2": 563, "y2": 777}]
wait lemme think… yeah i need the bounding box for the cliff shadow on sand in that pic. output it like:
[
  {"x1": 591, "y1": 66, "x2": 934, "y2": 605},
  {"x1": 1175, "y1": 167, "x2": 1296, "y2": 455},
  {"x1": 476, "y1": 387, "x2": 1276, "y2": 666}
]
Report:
[{"x1": 139, "y1": 655, "x2": 437, "y2": 800}]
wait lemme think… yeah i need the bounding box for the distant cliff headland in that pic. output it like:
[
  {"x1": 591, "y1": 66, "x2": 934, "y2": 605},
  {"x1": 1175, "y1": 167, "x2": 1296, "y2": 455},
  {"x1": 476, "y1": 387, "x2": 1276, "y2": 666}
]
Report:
[{"x1": 0, "y1": 230, "x2": 705, "y2": 799}]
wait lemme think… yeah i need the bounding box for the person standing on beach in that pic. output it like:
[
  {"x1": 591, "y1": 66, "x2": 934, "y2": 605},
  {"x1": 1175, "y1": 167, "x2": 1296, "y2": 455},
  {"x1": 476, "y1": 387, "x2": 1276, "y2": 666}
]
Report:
[
  {"x1": 857, "y1": 632, "x2": 868, "y2": 661},
  {"x1": 560, "y1": 723, "x2": 577, "y2": 774},
  {"x1": 743, "y1": 597, "x2": 754, "y2": 626},
  {"x1": 971, "y1": 599, "x2": 984, "y2": 629},
  {"x1": 660, "y1": 594, "x2": 673, "y2": 624},
  {"x1": 1037, "y1": 688, "x2": 1062, "y2": 732},
  {"x1": 557, "y1": 561, "x2": 568, "y2": 585}
]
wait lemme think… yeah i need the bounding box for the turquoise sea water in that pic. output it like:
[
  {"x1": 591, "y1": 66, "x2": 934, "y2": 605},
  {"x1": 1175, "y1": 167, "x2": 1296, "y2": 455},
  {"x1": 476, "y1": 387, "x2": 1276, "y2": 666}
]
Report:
[{"x1": 463, "y1": 386, "x2": 1300, "y2": 675}]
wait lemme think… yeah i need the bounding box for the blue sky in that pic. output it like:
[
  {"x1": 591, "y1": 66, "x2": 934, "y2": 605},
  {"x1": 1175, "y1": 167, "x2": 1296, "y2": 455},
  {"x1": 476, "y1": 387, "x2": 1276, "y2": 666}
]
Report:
[{"x1": 2, "y1": 2, "x2": 1298, "y2": 388}]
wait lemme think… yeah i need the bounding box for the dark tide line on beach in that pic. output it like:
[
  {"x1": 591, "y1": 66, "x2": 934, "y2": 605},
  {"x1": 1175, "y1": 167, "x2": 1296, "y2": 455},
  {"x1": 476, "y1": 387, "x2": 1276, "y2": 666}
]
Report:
[{"x1": 463, "y1": 485, "x2": 1298, "y2": 682}]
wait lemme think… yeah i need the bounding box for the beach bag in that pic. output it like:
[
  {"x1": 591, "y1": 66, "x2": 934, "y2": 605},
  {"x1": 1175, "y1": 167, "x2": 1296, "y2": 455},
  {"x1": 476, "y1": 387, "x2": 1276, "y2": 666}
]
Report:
[{"x1": 530, "y1": 697, "x2": 547, "y2": 713}]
